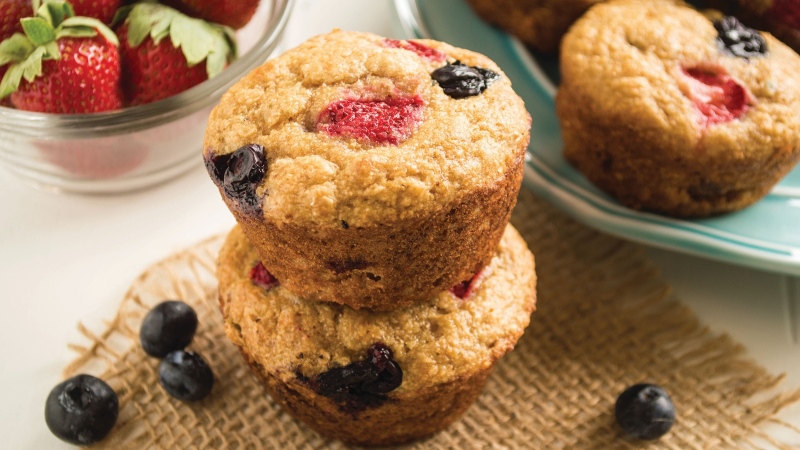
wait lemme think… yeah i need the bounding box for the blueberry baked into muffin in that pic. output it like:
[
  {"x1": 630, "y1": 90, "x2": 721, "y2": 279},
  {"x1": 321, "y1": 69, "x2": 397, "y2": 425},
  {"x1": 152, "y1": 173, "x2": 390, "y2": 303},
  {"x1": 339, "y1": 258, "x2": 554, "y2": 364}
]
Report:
[
  {"x1": 203, "y1": 30, "x2": 531, "y2": 310},
  {"x1": 465, "y1": 0, "x2": 605, "y2": 53},
  {"x1": 557, "y1": 0, "x2": 800, "y2": 217},
  {"x1": 216, "y1": 224, "x2": 537, "y2": 446}
]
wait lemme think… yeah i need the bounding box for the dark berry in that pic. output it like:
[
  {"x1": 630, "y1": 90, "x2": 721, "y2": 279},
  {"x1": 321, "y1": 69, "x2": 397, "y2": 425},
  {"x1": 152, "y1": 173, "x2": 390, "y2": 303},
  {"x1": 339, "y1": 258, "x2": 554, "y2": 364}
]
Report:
[
  {"x1": 615, "y1": 384, "x2": 676, "y2": 440},
  {"x1": 316, "y1": 96, "x2": 424, "y2": 145},
  {"x1": 310, "y1": 342, "x2": 403, "y2": 411},
  {"x1": 249, "y1": 262, "x2": 279, "y2": 290},
  {"x1": 431, "y1": 61, "x2": 500, "y2": 99},
  {"x1": 714, "y1": 16, "x2": 768, "y2": 59},
  {"x1": 205, "y1": 144, "x2": 267, "y2": 212},
  {"x1": 159, "y1": 350, "x2": 215, "y2": 402},
  {"x1": 45, "y1": 374, "x2": 118, "y2": 446},
  {"x1": 140, "y1": 301, "x2": 198, "y2": 358}
]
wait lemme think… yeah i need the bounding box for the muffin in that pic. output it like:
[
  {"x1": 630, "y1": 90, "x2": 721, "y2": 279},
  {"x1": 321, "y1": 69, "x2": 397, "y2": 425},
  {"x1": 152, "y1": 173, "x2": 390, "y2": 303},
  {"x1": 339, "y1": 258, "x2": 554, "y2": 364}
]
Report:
[
  {"x1": 217, "y1": 223, "x2": 537, "y2": 447},
  {"x1": 557, "y1": 0, "x2": 800, "y2": 217},
  {"x1": 465, "y1": 0, "x2": 605, "y2": 53},
  {"x1": 203, "y1": 30, "x2": 531, "y2": 310}
]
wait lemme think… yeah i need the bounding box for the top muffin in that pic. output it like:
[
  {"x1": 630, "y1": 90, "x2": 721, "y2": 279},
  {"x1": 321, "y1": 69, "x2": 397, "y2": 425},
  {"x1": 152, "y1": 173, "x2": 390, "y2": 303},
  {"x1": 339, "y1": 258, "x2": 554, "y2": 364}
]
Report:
[{"x1": 203, "y1": 30, "x2": 530, "y2": 309}]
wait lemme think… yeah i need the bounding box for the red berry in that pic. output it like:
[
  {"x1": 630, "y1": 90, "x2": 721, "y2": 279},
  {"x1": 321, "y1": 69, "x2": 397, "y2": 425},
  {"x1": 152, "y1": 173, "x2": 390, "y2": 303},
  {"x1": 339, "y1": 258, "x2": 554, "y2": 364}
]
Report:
[
  {"x1": 768, "y1": 0, "x2": 800, "y2": 29},
  {"x1": 316, "y1": 96, "x2": 425, "y2": 145},
  {"x1": 249, "y1": 262, "x2": 278, "y2": 289},
  {"x1": 0, "y1": 0, "x2": 31, "y2": 42},
  {"x1": 10, "y1": 35, "x2": 122, "y2": 114},
  {"x1": 164, "y1": 0, "x2": 259, "y2": 29},
  {"x1": 449, "y1": 270, "x2": 483, "y2": 300},
  {"x1": 117, "y1": 24, "x2": 209, "y2": 106},
  {"x1": 37, "y1": 136, "x2": 147, "y2": 179},
  {"x1": 69, "y1": 0, "x2": 122, "y2": 24},
  {"x1": 384, "y1": 39, "x2": 446, "y2": 62},
  {"x1": 682, "y1": 67, "x2": 750, "y2": 128}
]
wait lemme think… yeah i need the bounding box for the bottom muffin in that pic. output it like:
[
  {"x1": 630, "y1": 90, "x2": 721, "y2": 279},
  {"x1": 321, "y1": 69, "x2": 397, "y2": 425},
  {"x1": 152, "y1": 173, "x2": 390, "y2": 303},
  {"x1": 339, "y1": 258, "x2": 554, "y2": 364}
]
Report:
[{"x1": 216, "y1": 224, "x2": 537, "y2": 446}]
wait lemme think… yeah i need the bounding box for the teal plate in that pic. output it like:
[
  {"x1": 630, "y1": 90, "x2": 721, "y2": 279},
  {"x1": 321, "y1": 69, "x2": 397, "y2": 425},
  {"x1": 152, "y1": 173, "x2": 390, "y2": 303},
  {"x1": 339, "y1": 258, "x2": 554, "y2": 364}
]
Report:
[{"x1": 393, "y1": 0, "x2": 800, "y2": 276}]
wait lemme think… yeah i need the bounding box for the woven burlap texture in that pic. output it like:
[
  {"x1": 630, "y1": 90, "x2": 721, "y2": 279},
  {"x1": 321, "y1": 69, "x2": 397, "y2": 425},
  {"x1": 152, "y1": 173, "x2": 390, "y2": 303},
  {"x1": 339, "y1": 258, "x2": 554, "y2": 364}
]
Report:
[{"x1": 65, "y1": 189, "x2": 800, "y2": 449}]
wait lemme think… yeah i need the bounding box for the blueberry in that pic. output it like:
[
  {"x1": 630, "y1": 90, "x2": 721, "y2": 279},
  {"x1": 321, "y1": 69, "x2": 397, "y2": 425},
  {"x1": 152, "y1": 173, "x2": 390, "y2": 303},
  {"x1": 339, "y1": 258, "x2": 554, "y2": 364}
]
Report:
[
  {"x1": 714, "y1": 16, "x2": 768, "y2": 59},
  {"x1": 205, "y1": 144, "x2": 267, "y2": 212},
  {"x1": 615, "y1": 383, "x2": 676, "y2": 440},
  {"x1": 140, "y1": 301, "x2": 198, "y2": 358},
  {"x1": 431, "y1": 61, "x2": 499, "y2": 99},
  {"x1": 45, "y1": 374, "x2": 118, "y2": 446},
  {"x1": 159, "y1": 350, "x2": 214, "y2": 402},
  {"x1": 310, "y1": 342, "x2": 403, "y2": 410}
]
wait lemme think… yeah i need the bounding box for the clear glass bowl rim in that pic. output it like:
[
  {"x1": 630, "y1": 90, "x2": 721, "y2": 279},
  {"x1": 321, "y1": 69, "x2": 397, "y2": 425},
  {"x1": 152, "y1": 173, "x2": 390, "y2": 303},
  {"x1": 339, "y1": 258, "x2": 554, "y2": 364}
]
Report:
[{"x1": 0, "y1": 0, "x2": 294, "y2": 139}]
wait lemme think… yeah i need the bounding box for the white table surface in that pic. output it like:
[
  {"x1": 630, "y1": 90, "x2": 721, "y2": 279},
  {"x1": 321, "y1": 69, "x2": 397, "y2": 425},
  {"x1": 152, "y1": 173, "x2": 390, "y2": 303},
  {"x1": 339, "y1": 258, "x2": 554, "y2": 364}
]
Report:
[{"x1": 1, "y1": 1, "x2": 798, "y2": 448}]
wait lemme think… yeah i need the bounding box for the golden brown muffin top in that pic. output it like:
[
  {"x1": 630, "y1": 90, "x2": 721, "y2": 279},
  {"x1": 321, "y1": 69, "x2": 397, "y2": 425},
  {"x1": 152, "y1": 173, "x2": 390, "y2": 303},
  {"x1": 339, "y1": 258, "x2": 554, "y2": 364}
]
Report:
[
  {"x1": 203, "y1": 30, "x2": 530, "y2": 228},
  {"x1": 217, "y1": 224, "x2": 537, "y2": 393},
  {"x1": 560, "y1": 0, "x2": 800, "y2": 162}
]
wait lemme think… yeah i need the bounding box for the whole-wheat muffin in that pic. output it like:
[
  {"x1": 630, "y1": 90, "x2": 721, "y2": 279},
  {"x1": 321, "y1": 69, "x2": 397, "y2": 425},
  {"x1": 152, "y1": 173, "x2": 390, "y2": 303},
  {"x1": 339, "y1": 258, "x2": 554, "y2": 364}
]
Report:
[
  {"x1": 466, "y1": 0, "x2": 605, "y2": 53},
  {"x1": 217, "y1": 223, "x2": 536, "y2": 447},
  {"x1": 203, "y1": 30, "x2": 530, "y2": 310},
  {"x1": 557, "y1": 0, "x2": 800, "y2": 217}
]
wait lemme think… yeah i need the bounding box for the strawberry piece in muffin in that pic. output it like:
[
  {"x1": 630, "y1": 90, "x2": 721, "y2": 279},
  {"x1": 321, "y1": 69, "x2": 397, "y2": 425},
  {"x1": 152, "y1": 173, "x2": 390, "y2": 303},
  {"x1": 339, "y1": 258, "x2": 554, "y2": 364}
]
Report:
[
  {"x1": 316, "y1": 96, "x2": 425, "y2": 145},
  {"x1": 681, "y1": 67, "x2": 751, "y2": 127},
  {"x1": 383, "y1": 39, "x2": 446, "y2": 62}
]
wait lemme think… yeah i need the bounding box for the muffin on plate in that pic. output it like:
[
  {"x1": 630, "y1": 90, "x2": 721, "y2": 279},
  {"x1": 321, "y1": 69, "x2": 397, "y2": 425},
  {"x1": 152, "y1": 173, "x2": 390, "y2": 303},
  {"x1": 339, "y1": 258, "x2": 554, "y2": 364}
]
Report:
[
  {"x1": 465, "y1": 0, "x2": 605, "y2": 53},
  {"x1": 203, "y1": 30, "x2": 530, "y2": 310},
  {"x1": 557, "y1": 0, "x2": 800, "y2": 217},
  {"x1": 216, "y1": 223, "x2": 537, "y2": 446}
]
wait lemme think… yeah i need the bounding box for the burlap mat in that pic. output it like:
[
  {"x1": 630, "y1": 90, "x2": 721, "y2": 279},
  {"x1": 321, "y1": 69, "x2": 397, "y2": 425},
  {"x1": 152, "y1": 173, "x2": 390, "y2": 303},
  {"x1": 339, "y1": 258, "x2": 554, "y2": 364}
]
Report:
[{"x1": 65, "y1": 189, "x2": 800, "y2": 449}]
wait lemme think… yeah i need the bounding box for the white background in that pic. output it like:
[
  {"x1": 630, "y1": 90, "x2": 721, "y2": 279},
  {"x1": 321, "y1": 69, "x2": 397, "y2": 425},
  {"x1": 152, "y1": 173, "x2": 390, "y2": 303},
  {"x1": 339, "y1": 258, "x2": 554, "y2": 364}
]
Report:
[{"x1": 1, "y1": 1, "x2": 798, "y2": 448}]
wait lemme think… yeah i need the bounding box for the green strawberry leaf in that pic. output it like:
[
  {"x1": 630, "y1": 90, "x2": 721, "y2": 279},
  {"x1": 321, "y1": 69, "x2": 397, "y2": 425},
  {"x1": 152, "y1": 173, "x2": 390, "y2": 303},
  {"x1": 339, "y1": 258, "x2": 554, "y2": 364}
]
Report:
[
  {"x1": 21, "y1": 18, "x2": 57, "y2": 47},
  {"x1": 0, "y1": 34, "x2": 36, "y2": 67},
  {"x1": 0, "y1": 63, "x2": 26, "y2": 99},
  {"x1": 20, "y1": 46, "x2": 48, "y2": 82},
  {"x1": 55, "y1": 26, "x2": 98, "y2": 40},
  {"x1": 111, "y1": 5, "x2": 135, "y2": 27},
  {"x1": 60, "y1": 17, "x2": 119, "y2": 46},
  {"x1": 42, "y1": 40, "x2": 61, "y2": 60},
  {"x1": 171, "y1": 15, "x2": 213, "y2": 67},
  {"x1": 122, "y1": 2, "x2": 237, "y2": 77}
]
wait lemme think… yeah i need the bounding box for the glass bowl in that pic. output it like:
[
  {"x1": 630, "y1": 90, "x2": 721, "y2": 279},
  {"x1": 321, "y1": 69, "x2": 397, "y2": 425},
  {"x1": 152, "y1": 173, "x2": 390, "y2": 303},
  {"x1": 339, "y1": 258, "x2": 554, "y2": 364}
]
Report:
[{"x1": 0, "y1": 0, "x2": 294, "y2": 194}]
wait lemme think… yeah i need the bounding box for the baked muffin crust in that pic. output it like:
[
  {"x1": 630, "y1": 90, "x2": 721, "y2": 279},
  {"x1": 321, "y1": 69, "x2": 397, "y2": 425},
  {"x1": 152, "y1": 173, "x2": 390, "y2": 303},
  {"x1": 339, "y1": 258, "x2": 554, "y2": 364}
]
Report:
[
  {"x1": 204, "y1": 30, "x2": 531, "y2": 308},
  {"x1": 217, "y1": 223, "x2": 537, "y2": 445}
]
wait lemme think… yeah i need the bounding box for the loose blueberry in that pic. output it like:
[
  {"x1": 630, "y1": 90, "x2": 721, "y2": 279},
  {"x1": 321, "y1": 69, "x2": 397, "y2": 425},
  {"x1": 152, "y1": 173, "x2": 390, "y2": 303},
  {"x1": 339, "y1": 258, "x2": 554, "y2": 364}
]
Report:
[
  {"x1": 159, "y1": 350, "x2": 215, "y2": 402},
  {"x1": 45, "y1": 374, "x2": 119, "y2": 446},
  {"x1": 249, "y1": 262, "x2": 279, "y2": 289},
  {"x1": 205, "y1": 144, "x2": 267, "y2": 212},
  {"x1": 431, "y1": 61, "x2": 500, "y2": 99},
  {"x1": 615, "y1": 383, "x2": 676, "y2": 440},
  {"x1": 310, "y1": 342, "x2": 403, "y2": 410},
  {"x1": 714, "y1": 16, "x2": 768, "y2": 59},
  {"x1": 140, "y1": 301, "x2": 198, "y2": 358}
]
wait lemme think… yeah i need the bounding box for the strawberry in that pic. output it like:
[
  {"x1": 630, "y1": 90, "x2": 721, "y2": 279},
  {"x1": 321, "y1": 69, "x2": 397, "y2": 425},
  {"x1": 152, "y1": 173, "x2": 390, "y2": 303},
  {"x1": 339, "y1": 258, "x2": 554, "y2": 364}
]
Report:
[
  {"x1": 113, "y1": 3, "x2": 236, "y2": 106},
  {"x1": 767, "y1": 0, "x2": 800, "y2": 29},
  {"x1": 1, "y1": 0, "x2": 32, "y2": 42},
  {"x1": 164, "y1": 0, "x2": 259, "y2": 29},
  {"x1": 0, "y1": 0, "x2": 122, "y2": 113},
  {"x1": 69, "y1": 0, "x2": 123, "y2": 25}
]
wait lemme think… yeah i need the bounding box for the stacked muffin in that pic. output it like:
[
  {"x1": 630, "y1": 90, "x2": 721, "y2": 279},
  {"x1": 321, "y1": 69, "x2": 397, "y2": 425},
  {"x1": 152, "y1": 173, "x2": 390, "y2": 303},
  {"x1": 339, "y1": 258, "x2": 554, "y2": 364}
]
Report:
[{"x1": 203, "y1": 30, "x2": 536, "y2": 446}]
